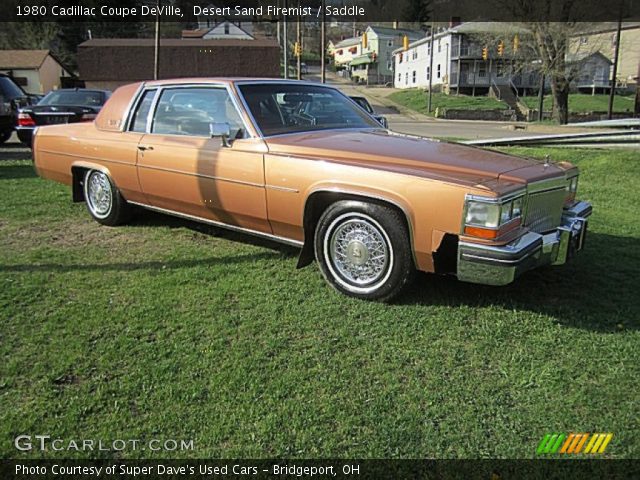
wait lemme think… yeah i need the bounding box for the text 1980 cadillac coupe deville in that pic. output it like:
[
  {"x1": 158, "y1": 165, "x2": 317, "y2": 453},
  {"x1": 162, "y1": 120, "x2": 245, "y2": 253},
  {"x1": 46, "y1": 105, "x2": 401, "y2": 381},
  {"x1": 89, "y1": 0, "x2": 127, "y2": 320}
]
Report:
[{"x1": 33, "y1": 79, "x2": 592, "y2": 301}]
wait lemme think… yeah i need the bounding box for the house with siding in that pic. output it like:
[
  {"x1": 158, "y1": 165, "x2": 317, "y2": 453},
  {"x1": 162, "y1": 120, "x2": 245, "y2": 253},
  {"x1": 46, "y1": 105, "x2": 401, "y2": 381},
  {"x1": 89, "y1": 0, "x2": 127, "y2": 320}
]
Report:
[
  {"x1": 393, "y1": 22, "x2": 535, "y2": 95},
  {"x1": 0, "y1": 50, "x2": 73, "y2": 95}
]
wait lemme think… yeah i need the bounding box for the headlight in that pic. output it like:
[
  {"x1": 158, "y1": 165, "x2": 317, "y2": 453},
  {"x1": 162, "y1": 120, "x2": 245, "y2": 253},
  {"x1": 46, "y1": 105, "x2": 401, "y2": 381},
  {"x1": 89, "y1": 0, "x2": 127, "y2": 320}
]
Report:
[
  {"x1": 465, "y1": 201, "x2": 501, "y2": 228},
  {"x1": 463, "y1": 194, "x2": 524, "y2": 239}
]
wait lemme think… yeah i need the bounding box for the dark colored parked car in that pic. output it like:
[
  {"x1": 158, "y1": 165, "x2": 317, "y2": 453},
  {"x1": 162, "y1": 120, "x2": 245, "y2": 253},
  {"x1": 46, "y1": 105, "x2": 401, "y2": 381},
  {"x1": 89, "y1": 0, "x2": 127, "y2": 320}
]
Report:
[
  {"x1": 350, "y1": 96, "x2": 388, "y2": 128},
  {"x1": 16, "y1": 88, "x2": 111, "y2": 146},
  {"x1": 0, "y1": 73, "x2": 40, "y2": 144}
]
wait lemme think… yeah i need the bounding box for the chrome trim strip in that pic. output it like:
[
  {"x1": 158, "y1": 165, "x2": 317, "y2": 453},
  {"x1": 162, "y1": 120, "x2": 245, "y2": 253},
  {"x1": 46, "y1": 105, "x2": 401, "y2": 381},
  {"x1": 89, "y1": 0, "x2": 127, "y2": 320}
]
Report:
[
  {"x1": 459, "y1": 251, "x2": 537, "y2": 265},
  {"x1": 38, "y1": 149, "x2": 133, "y2": 167},
  {"x1": 128, "y1": 201, "x2": 303, "y2": 248},
  {"x1": 265, "y1": 184, "x2": 299, "y2": 193},
  {"x1": 527, "y1": 176, "x2": 566, "y2": 193},
  {"x1": 135, "y1": 164, "x2": 265, "y2": 188}
]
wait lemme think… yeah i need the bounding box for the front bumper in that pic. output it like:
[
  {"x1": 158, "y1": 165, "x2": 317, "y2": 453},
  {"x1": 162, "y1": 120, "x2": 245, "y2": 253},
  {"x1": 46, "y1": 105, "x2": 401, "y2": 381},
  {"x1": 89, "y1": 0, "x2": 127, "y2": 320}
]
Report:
[{"x1": 457, "y1": 201, "x2": 592, "y2": 286}]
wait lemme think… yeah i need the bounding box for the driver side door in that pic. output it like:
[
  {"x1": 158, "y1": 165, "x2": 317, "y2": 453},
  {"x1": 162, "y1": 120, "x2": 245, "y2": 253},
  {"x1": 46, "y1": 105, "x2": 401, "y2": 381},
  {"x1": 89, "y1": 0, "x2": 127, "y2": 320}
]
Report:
[{"x1": 135, "y1": 85, "x2": 270, "y2": 233}]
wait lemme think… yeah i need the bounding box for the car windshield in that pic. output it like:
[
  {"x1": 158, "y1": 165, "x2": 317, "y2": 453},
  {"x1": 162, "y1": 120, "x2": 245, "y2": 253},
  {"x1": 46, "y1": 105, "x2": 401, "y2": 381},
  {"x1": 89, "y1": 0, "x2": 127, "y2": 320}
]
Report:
[
  {"x1": 39, "y1": 91, "x2": 105, "y2": 106},
  {"x1": 238, "y1": 83, "x2": 380, "y2": 136}
]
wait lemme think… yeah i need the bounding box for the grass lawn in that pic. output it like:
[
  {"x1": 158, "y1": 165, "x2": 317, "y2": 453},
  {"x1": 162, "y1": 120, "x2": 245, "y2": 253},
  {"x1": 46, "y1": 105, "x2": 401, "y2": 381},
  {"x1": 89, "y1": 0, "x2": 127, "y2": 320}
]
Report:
[
  {"x1": 1, "y1": 148, "x2": 638, "y2": 459},
  {"x1": 520, "y1": 93, "x2": 636, "y2": 113},
  {"x1": 389, "y1": 90, "x2": 506, "y2": 116}
]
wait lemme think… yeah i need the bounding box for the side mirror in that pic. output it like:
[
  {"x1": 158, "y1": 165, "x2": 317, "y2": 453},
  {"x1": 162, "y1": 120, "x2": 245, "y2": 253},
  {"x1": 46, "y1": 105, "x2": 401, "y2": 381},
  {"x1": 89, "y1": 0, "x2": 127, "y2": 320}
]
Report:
[{"x1": 209, "y1": 122, "x2": 231, "y2": 147}]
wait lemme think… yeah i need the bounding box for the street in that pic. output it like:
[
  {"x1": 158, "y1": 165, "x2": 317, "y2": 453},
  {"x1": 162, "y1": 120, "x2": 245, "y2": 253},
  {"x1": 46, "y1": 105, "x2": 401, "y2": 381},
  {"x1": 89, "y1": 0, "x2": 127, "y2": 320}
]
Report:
[{"x1": 302, "y1": 65, "x2": 614, "y2": 141}]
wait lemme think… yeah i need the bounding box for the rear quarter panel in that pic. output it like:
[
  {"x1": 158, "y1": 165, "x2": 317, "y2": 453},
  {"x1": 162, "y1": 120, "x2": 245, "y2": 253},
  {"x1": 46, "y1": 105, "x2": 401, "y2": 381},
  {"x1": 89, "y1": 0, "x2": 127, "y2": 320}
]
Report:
[{"x1": 33, "y1": 122, "x2": 147, "y2": 203}]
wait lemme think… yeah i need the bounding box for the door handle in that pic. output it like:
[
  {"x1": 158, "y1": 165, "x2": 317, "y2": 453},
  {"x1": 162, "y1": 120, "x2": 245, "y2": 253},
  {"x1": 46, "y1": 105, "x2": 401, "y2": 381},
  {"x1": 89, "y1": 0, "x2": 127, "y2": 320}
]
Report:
[{"x1": 137, "y1": 145, "x2": 154, "y2": 151}]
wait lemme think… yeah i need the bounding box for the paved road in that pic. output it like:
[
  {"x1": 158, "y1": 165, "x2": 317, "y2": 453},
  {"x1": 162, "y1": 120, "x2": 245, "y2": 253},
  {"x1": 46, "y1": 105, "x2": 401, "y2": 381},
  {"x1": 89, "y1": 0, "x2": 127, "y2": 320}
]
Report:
[{"x1": 303, "y1": 66, "x2": 613, "y2": 141}]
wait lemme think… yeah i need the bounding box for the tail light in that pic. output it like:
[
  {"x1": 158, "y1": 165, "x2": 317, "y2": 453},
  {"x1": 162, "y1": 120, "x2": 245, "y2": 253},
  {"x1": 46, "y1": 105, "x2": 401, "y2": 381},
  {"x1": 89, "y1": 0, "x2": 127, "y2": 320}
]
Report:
[
  {"x1": 17, "y1": 112, "x2": 35, "y2": 127},
  {"x1": 81, "y1": 113, "x2": 97, "y2": 122}
]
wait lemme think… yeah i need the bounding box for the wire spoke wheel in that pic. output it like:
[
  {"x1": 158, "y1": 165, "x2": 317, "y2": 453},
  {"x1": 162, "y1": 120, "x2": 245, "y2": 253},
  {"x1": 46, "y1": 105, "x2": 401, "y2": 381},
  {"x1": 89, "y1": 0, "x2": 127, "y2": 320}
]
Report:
[
  {"x1": 329, "y1": 216, "x2": 390, "y2": 287},
  {"x1": 85, "y1": 170, "x2": 113, "y2": 218},
  {"x1": 323, "y1": 212, "x2": 394, "y2": 294}
]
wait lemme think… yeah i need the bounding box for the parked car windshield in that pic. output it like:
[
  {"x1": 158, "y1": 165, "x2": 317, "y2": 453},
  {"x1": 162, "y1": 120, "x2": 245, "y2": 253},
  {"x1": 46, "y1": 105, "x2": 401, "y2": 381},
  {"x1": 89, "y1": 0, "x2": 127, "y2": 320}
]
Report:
[
  {"x1": 238, "y1": 83, "x2": 381, "y2": 136},
  {"x1": 39, "y1": 90, "x2": 106, "y2": 107}
]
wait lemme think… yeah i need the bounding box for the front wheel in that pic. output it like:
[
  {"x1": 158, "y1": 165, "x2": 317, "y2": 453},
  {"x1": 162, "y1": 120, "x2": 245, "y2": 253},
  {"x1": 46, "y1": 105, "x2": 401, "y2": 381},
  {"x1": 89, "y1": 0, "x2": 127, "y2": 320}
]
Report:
[
  {"x1": 83, "y1": 169, "x2": 131, "y2": 226},
  {"x1": 314, "y1": 200, "x2": 415, "y2": 301}
]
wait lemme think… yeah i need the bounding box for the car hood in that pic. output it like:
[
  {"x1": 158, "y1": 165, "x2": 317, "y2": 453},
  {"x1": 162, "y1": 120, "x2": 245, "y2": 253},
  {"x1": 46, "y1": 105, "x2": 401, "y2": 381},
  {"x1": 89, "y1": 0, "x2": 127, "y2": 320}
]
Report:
[{"x1": 264, "y1": 129, "x2": 566, "y2": 188}]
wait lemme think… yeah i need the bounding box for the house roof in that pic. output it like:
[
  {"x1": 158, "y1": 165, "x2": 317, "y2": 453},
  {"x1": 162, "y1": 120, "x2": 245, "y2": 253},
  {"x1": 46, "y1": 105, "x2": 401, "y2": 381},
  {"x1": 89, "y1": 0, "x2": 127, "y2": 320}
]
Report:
[
  {"x1": 566, "y1": 51, "x2": 613, "y2": 64},
  {"x1": 181, "y1": 21, "x2": 254, "y2": 39},
  {"x1": 366, "y1": 25, "x2": 424, "y2": 39},
  {"x1": 391, "y1": 22, "x2": 529, "y2": 54},
  {"x1": 0, "y1": 49, "x2": 51, "y2": 69},
  {"x1": 334, "y1": 37, "x2": 361, "y2": 48},
  {"x1": 79, "y1": 38, "x2": 278, "y2": 48}
]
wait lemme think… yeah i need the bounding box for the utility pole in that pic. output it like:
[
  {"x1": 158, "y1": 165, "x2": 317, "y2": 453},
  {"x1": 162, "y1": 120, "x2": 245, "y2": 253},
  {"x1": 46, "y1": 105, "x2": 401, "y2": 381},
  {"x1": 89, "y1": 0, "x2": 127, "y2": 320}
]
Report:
[
  {"x1": 320, "y1": 0, "x2": 326, "y2": 83},
  {"x1": 153, "y1": 0, "x2": 160, "y2": 80},
  {"x1": 283, "y1": 0, "x2": 288, "y2": 79},
  {"x1": 296, "y1": 12, "x2": 302, "y2": 80},
  {"x1": 608, "y1": 5, "x2": 623, "y2": 120},
  {"x1": 427, "y1": 22, "x2": 435, "y2": 113},
  {"x1": 537, "y1": 73, "x2": 545, "y2": 122}
]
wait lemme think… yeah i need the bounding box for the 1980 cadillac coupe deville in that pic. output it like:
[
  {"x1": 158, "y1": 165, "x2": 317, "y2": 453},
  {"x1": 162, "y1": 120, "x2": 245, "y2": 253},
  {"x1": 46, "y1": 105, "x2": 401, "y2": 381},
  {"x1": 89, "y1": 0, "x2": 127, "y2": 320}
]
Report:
[{"x1": 33, "y1": 79, "x2": 592, "y2": 301}]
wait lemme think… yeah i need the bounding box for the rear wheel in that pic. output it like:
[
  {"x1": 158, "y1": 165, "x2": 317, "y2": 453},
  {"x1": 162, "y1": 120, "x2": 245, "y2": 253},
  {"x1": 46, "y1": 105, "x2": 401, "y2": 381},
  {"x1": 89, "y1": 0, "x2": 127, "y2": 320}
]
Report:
[
  {"x1": 83, "y1": 169, "x2": 131, "y2": 226},
  {"x1": 314, "y1": 200, "x2": 414, "y2": 301}
]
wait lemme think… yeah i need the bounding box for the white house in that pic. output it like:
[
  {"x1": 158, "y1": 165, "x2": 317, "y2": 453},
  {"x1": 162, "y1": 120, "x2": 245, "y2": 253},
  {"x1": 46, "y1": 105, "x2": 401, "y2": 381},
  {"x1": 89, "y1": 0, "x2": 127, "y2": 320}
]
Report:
[
  {"x1": 393, "y1": 22, "x2": 536, "y2": 95},
  {"x1": 332, "y1": 37, "x2": 362, "y2": 69}
]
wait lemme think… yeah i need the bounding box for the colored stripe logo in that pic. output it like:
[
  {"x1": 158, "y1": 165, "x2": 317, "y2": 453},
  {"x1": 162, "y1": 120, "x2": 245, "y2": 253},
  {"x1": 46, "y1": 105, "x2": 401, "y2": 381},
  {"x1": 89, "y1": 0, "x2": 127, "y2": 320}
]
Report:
[{"x1": 537, "y1": 433, "x2": 613, "y2": 454}]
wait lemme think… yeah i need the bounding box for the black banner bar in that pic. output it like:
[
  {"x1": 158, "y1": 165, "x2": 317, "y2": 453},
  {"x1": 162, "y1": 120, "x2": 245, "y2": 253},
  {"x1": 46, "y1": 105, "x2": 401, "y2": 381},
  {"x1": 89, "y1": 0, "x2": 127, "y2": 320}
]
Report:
[
  {"x1": 2, "y1": 459, "x2": 640, "y2": 480},
  {"x1": 3, "y1": 0, "x2": 640, "y2": 23}
]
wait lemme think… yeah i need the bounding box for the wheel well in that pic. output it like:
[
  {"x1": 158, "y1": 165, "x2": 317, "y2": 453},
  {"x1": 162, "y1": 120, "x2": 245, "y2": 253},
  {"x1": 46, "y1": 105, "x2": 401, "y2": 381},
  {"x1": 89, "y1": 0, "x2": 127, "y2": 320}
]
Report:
[
  {"x1": 71, "y1": 166, "x2": 88, "y2": 202},
  {"x1": 296, "y1": 191, "x2": 415, "y2": 269}
]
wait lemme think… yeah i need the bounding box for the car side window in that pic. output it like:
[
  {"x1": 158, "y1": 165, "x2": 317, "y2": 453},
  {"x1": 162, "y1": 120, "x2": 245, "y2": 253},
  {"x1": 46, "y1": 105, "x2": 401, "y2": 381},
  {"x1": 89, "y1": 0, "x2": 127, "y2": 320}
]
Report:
[
  {"x1": 129, "y1": 89, "x2": 157, "y2": 133},
  {"x1": 151, "y1": 87, "x2": 245, "y2": 138}
]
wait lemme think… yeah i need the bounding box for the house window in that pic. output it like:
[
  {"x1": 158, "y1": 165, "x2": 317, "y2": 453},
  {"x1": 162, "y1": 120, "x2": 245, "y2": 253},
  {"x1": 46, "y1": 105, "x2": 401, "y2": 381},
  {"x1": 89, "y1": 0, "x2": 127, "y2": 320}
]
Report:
[
  {"x1": 412, "y1": 70, "x2": 416, "y2": 83},
  {"x1": 478, "y1": 65, "x2": 487, "y2": 77},
  {"x1": 438, "y1": 39, "x2": 441, "y2": 53},
  {"x1": 405, "y1": 72, "x2": 408, "y2": 85},
  {"x1": 224, "y1": 23, "x2": 230, "y2": 35},
  {"x1": 437, "y1": 64, "x2": 441, "y2": 78},
  {"x1": 496, "y1": 63, "x2": 504, "y2": 77},
  {"x1": 412, "y1": 50, "x2": 418, "y2": 60},
  {"x1": 388, "y1": 40, "x2": 393, "y2": 47},
  {"x1": 426, "y1": 66, "x2": 430, "y2": 80},
  {"x1": 398, "y1": 53, "x2": 403, "y2": 64},
  {"x1": 426, "y1": 41, "x2": 431, "y2": 56},
  {"x1": 387, "y1": 61, "x2": 393, "y2": 70},
  {"x1": 398, "y1": 73, "x2": 402, "y2": 82}
]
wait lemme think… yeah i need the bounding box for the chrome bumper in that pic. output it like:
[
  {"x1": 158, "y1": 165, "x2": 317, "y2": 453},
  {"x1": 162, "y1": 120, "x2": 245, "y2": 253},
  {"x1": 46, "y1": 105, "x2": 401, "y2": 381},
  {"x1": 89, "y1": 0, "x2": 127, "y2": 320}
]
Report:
[{"x1": 457, "y1": 201, "x2": 592, "y2": 286}]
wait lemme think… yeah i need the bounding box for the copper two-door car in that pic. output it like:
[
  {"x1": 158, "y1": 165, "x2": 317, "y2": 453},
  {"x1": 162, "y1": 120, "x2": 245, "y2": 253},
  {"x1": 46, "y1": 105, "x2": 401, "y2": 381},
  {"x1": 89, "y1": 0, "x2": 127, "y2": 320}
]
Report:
[{"x1": 33, "y1": 79, "x2": 592, "y2": 301}]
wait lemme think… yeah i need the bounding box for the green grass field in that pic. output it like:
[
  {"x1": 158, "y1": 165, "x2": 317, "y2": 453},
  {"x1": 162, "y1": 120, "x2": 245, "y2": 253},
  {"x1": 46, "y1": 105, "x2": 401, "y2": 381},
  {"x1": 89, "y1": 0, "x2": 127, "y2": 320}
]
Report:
[
  {"x1": 1, "y1": 148, "x2": 638, "y2": 459},
  {"x1": 390, "y1": 90, "x2": 635, "y2": 117},
  {"x1": 389, "y1": 90, "x2": 507, "y2": 116},
  {"x1": 520, "y1": 93, "x2": 635, "y2": 113}
]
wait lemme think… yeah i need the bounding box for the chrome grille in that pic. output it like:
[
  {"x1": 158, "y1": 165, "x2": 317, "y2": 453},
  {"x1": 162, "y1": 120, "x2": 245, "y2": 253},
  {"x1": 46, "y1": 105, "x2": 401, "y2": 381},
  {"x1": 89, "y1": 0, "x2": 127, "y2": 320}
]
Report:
[{"x1": 524, "y1": 187, "x2": 566, "y2": 233}]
